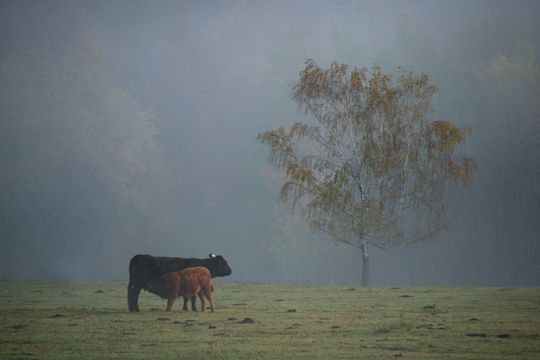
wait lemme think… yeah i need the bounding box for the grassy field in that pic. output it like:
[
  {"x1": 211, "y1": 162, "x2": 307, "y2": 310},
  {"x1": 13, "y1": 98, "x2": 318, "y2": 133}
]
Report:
[{"x1": 0, "y1": 281, "x2": 539, "y2": 359}]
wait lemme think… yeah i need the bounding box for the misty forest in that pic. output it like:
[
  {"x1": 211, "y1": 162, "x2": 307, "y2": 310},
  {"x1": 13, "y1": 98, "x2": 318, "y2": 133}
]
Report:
[{"x1": 1, "y1": 0, "x2": 540, "y2": 287}]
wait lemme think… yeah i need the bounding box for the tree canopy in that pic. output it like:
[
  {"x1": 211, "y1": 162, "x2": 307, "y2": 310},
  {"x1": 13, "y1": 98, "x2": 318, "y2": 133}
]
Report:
[{"x1": 258, "y1": 60, "x2": 476, "y2": 284}]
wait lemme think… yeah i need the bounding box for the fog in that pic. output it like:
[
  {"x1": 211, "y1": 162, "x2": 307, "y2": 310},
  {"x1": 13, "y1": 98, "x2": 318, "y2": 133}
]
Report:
[{"x1": 1, "y1": 0, "x2": 539, "y2": 286}]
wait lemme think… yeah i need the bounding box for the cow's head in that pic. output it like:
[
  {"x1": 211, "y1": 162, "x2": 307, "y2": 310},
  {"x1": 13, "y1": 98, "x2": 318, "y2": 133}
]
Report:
[{"x1": 208, "y1": 253, "x2": 232, "y2": 277}]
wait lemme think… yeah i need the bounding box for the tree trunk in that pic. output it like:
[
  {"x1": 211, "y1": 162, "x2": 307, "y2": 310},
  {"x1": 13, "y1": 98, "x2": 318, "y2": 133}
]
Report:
[{"x1": 360, "y1": 241, "x2": 370, "y2": 286}]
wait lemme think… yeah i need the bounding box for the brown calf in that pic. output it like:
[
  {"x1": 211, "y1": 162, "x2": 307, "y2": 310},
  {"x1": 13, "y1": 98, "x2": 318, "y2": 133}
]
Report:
[{"x1": 146, "y1": 266, "x2": 215, "y2": 312}]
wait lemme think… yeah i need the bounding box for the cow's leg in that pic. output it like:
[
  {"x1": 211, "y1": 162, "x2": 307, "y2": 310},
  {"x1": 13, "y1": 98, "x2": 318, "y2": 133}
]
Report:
[
  {"x1": 198, "y1": 293, "x2": 206, "y2": 312},
  {"x1": 189, "y1": 295, "x2": 198, "y2": 311},
  {"x1": 166, "y1": 297, "x2": 175, "y2": 312},
  {"x1": 128, "y1": 282, "x2": 142, "y2": 312},
  {"x1": 182, "y1": 296, "x2": 189, "y2": 311}
]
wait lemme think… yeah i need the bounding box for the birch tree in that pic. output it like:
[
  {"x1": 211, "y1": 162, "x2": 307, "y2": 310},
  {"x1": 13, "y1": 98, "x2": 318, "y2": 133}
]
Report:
[{"x1": 258, "y1": 60, "x2": 476, "y2": 285}]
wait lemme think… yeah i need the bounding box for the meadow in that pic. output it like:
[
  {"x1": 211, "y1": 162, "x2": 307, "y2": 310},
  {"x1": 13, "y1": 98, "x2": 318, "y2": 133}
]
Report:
[{"x1": 1, "y1": 281, "x2": 539, "y2": 359}]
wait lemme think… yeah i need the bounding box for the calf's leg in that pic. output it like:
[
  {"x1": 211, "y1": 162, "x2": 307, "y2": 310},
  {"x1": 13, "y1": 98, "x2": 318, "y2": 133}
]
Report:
[
  {"x1": 198, "y1": 293, "x2": 206, "y2": 312},
  {"x1": 203, "y1": 286, "x2": 215, "y2": 312},
  {"x1": 182, "y1": 296, "x2": 189, "y2": 311},
  {"x1": 166, "y1": 297, "x2": 176, "y2": 312}
]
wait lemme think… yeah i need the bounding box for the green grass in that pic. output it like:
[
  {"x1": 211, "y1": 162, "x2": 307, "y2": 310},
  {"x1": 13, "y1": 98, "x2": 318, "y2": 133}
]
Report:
[{"x1": 1, "y1": 282, "x2": 539, "y2": 359}]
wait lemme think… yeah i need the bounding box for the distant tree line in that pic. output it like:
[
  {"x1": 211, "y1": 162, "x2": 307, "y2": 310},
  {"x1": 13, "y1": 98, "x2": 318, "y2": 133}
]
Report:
[{"x1": 0, "y1": 37, "x2": 175, "y2": 279}]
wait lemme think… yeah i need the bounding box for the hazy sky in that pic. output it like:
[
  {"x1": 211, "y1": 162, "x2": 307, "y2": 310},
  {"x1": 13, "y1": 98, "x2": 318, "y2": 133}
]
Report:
[{"x1": 1, "y1": 0, "x2": 539, "y2": 285}]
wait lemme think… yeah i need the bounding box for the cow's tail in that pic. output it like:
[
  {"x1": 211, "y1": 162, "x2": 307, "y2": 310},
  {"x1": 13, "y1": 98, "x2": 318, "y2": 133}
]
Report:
[
  {"x1": 128, "y1": 256, "x2": 137, "y2": 288},
  {"x1": 211, "y1": 285, "x2": 214, "y2": 292}
]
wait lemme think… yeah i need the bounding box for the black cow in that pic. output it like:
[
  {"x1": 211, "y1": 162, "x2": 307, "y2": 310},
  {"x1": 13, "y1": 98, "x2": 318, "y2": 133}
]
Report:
[{"x1": 128, "y1": 253, "x2": 231, "y2": 312}]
